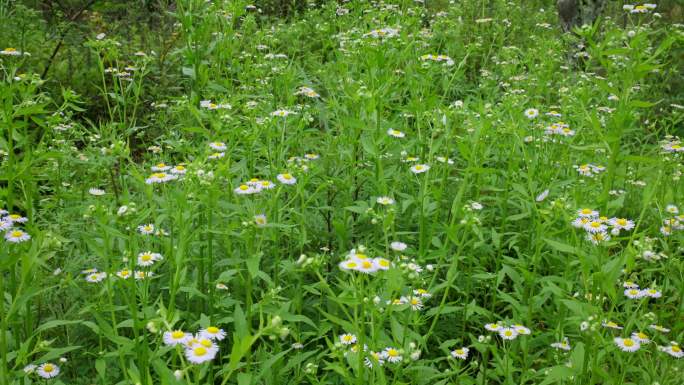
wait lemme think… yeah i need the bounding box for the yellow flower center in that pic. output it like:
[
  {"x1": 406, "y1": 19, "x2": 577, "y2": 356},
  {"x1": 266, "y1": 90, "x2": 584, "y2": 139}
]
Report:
[
  {"x1": 156, "y1": 163, "x2": 166, "y2": 168},
  {"x1": 283, "y1": 173, "x2": 292, "y2": 179},
  {"x1": 623, "y1": 339, "x2": 634, "y2": 347},
  {"x1": 261, "y1": 181, "x2": 271, "y2": 187},
  {"x1": 120, "y1": 270, "x2": 130, "y2": 276},
  {"x1": 207, "y1": 326, "x2": 219, "y2": 334},
  {"x1": 200, "y1": 339, "x2": 213, "y2": 348},
  {"x1": 153, "y1": 173, "x2": 166, "y2": 178},
  {"x1": 415, "y1": 165, "x2": 423, "y2": 170},
  {"x1": 43, "y1": 364, "x2": 54, "y2": 372},
  {"x1": 175, "y1": 166, "x2": 185, "y2": 171},
  {"x1": 378, "y1": 259, "x2": 390, "y2": 267},
  {"x1": 607, "y1": 322, "x2": 617, "y2": 328},
  {"x1": 194, "y1": 347, "x2": 207, "y2": 356},
  {"x1": 581, "y1": 209, "x2": 593, "y2": 215},
  {"x1": 504, "y1": 330, "x2": 513, "y2": 336},
  {"x1": 387, "y1": 349, "x2": 398, "y2": 356},
  {"x1": 455, "y1": 349, "x2": 464, "y2": 355},
  {"x1": 617, "y1": 219, "x2": 627, "y2": 225},
  {"x1": 141, "y1": 254, "x2": 152, "y2": 261},
  {"x1": 361, "y1": 261, "x2": 373, "y2": 269},
  {"x1": 346, "y1": 261, "x2": 358, "y2": 268},
  {"x1": 636, "y1": 332, "x2": 647, "y2": 339},
  {"x1": 343, "y1": 335, "x2": 353, "y2": 342},
  {"x1": 672, "y1": 345, "x2": 681, "y2": 352},
  {"x1": 171, "y1": 330, "x2": 185, "y2": 339},
  {"x1": 239, "y1": 185, "x2": 249, "y2": 190},
  {"x1": 11, "y1": 231, "x2": 23, "y2": 237}
]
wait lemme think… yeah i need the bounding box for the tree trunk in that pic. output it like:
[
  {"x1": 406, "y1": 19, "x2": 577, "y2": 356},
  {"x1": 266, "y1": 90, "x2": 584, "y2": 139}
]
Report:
[{"x1": 557, "y1": 0, "x2": 607, "y2": 32}]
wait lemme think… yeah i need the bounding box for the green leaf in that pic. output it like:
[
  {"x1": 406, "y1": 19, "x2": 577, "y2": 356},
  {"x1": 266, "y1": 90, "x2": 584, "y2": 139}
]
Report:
[{"x1": 543, "y1": 238, "x2": 578, "y2": 255}]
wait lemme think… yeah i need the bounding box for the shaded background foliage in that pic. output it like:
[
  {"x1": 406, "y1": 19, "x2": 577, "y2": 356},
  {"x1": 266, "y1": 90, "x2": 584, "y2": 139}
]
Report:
[{"x1": 2, "y1": 0, "x2": 682, "y2": 136}]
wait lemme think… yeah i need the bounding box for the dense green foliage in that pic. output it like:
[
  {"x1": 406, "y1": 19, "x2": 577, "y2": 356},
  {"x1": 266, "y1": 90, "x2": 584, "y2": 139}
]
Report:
[{"x1": 1, "y1": 0, "x2": 683, "y2": 384}]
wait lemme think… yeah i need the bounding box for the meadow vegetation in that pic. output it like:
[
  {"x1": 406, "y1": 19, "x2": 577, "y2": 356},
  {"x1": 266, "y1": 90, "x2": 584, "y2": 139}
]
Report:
[{"x1": 1, "y1": 0, "x2": 683, "y2": 384}]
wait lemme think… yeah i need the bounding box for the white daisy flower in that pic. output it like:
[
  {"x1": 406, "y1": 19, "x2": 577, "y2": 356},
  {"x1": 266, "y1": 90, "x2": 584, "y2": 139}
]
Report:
[
  {"x1": 631, "y1": 331, "x2": 650, "y2": 344},
  {"x1": 208, "y1": 152, "x2": 225, "y2": 159},
  {"x1": 116, "y1": 269, "x2": 132, "y2": 279},
  {"x1": 134, "y1": 271, "x2": 153, "y2": 280},
  {"x1": 584, "y1": 220, "x2": 607, "y2": 233},
  {"x1": 209, "y1": 142, "x2": 227, "y2": 151},
  {"x1": 410, "y1": 164, "x2": 430, "y2": 174},
  {"x1": 138, "y1": 224, "x2": 155, "y2": 235},
  {"x1": 405, "y1": 296, "x2": 423, "y2": 311},
  {"x1": 641, "y1": 288, "x2": 662, "y2": 298},
  {"x1": 339, "y1": 333, "x2": 357, "y2": 345},
  {"x1": 614, "y1": 337, "x2": 640, "y2": 352},
  {"x1": 254, "y1": 214, "x2": 267, "y2": 227},
  {"x1": 450, "y1": 347, "x2": 469, "y2": 359},
  {"x1": 271, "y1": 109, "x2": 295, "y2": 117},
  {"x1": 276, "y1": 173, "x2": 297, "y2": 185},
  {"x1": 23, "y1": 364, "x2": 37, "y2": 373},
  {"x1": 413, "y1": 288, "x2": 432, "y2": 299},
  {"x1": 200, "y1": 326, "x2": 226, "y2": 341},
  {"x1": 665, "y1": 205, "x2": 679, "y2": 214},
  {"x1": 572, "y1": 217, "x2": 591, "y2": 228},
  {"x1": 602, "y1": 321, "x2": 623, "y2": 330},
  {"x1": 373, "y1": 257, "x2": 391, "y2": 271},
  {"x1": 185, "y1": 345, "x2": 217, "y2": 364},
  {"x1": 498, "y1": 327, "x2": 518, "y2": 340},
  {"x1": 234, "y1": 184, "x2": 259, "y2": 195},
  {"x1": 390, "y1": 241, "x2": 407, "y2": 251},
  {"x1": 484, "y1": 323, "x2": 502, "y2": 332},
  {"x1": 36, "y1": 363, "x2": 60, "y2": 378},
  {"x1": 624, "y1": 288, "x2": 643, "y2": 299},
  {"x1": 364, "y1": 351, "x2": 385, "y2": 368},
  {"x1": 387, "y1": 128, "x2": 405, "y2": 138},
  {"x1": 145, "y1": 172, "x2": 178, "y2": 184},
  {"x1": 163, "y1": 330, "x2": 191, "y2": 346},
  {"x1": 5, "y1": 229, "x2": 30, "y2": 243},
  {"x1": 550, "y1": 338, "x2": 571, "y2": 351},
  {"x1": 4, "y1": 214, "x2": 28, "y2": 223},
  {"x1": 609, "y1": 218, "x2": 635, "y2": 231},
  {"x1": 382, "y1": 347, "x2": 403, "y2": 363},
  {"x1": 658, "y1": 343, "x2": 683, "y2": 358},
  {"x1": 586, "y1": 231, "x2": 610, "y2": 245},
  {"x1": 137, "y1": 251, "x2": 163, "y2": 267},
  {"x1": 524, "y1": 108, "x2": 539, "y2": 119},
  {"x1": 151, "y1": 163, "x2": 171, "y2": 171},
  {"x1": 88, "y1": 188, "x2": 105, "y2": 196},
  {"x1": 577, "y1": 208, "x2": 598, "y2": 218},
  {"x1": 512, "y1": 324, "x2": 531, "y2": 335},
  {"x1": 376, "y1": 196, "x2": 395, "y2": 205},
  {"x1": 170, "y1": 165, "x2": 187, "y2": 175},
  {"x1": 535, "y1": 189, "x2": 550, "y2": 202},
  {"x1": 649, "y1": 324, "x2": 670, "y2": 333},
  {"x1": 339, "y1": 259, "x2": 359, "y2": 271},
  {"x1": 356, "y1": 258, "x2": 379, "y2": 274},
  {"x1": 85, "y1": 272, "x2": 107, "y2": 283}
]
